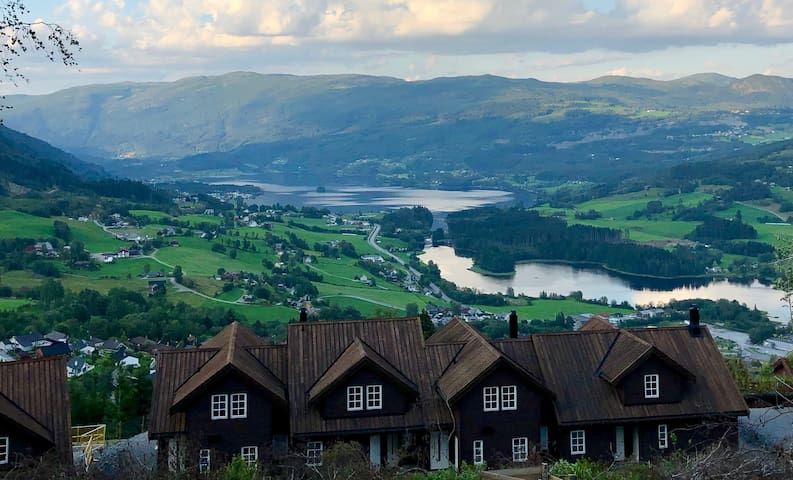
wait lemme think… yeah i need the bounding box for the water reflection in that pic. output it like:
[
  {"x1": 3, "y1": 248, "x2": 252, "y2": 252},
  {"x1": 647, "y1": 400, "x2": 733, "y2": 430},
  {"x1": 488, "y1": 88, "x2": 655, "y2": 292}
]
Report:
[{"x1": 420, "y1": 246, "x2": 790, "y2": 322}]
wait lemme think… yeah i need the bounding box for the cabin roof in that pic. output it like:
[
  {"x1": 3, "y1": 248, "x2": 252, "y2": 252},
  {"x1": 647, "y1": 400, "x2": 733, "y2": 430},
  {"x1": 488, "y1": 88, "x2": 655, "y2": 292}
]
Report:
[
  {"x1": 288, "y1": 317, "x2": 444, "y2": 435},
  {"x1": 0, "y1": 357, "x2": 71, "y2": 462},
  {"x1": 532, "y1": 326, "x2": 748, "y2": 425},
  {"x1": 308, "y1": 338, "x2": 418, "y2": 404}
]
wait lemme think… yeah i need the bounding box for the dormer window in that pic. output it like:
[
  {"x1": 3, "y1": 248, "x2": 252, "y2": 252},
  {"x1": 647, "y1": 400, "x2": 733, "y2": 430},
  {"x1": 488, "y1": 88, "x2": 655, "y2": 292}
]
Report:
[
  {"x1": 366, "y1": 385, "x2": 382, "y2": 410},
  {"x1": 644, "y1": 374, "x2": 659, "y2": 399},
  {"x1": 347, "y1": 386, "x2": 364, "y2": 411},
  {"x1": 346, "y1": 384, "x2": 383, "y2": 411}
]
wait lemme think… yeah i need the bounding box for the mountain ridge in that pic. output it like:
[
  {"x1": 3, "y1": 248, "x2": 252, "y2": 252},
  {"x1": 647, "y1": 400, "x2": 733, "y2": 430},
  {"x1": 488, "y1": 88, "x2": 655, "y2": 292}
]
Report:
[{"x1": 4, "y1": 71, "x2": 793, "y2": 185}]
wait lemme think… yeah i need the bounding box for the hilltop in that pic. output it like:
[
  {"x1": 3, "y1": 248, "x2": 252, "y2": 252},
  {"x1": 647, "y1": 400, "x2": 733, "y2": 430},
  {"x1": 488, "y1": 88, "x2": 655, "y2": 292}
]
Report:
[{"x1": 4, "y1": 72, "x2": 793, "y2": 186}]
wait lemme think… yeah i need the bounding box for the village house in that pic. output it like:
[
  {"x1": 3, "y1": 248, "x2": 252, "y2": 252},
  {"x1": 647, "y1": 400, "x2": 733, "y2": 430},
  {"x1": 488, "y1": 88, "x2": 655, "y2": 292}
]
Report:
[
  {"x1": 0, "y1": 357, "x2": 72, "y2": 467},
  {"x1": 150, "y1": 308, "x2": 747, "y2": 474}
]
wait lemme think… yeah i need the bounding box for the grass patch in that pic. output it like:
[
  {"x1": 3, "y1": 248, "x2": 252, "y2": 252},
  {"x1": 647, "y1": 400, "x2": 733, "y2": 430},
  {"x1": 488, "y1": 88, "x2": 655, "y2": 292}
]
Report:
[
  {"x1": 0, "y1": 298, "x2": 32, "y2": 311},
  {"x1": 473, "y1": 299, "x2": 634, "y2": 321}
]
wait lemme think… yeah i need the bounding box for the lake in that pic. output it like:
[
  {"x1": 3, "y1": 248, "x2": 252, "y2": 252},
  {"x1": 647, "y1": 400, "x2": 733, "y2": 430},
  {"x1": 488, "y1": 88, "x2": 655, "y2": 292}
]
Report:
[
  {"x1": 223, "y1": 181, "x2": 520, "y2": 213},
  {"x1": 421, "y1": 246, "x2": 791, "y2": 322}
]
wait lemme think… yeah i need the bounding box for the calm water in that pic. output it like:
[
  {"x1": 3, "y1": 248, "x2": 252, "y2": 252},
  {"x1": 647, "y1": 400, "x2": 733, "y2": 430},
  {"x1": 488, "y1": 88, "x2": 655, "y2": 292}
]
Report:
[
  {"x1": 224, "y1": 181, "x2": 517, "y2": 213},
  {"x1": 421, "y1": 246, "x2": 790, "y2": 322}
]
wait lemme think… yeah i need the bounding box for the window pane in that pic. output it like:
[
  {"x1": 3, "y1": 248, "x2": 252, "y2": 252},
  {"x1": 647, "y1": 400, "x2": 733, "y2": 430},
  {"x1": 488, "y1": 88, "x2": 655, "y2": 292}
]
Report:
[
  {"x1": 211, "y1": 394, "x2": 228, "y2": 419},
  {"x1": 501, "y1": 385, "x2": 517, "y2": 410},
  {"x1": 0, "y1": 437, "x2": 8, "y2": 465},
  {"x1": 571, "y1": 430, "x2": 586, "y2": 455},
  {"x1": 512, "y1": 437, "x2": 528, "y2": 462},
  {"x1": 367, "y1": 385, "x2": 382, "y2": 410},
  {"x1": 644, "y1": 374, "x2": 659, "y2": 398},
  {"x1": 347, "y1": 386, "x2": 363, "y2": 411},
  {"x1": 658, "y1": 424, "x2": 668, "y2": 449},
  {"x1": 483, "y1": 386, "x2": 499, "y2": 411},
  {"x1": 306, "y1": 441, "x2": 323, "y2": 466},
  {"x1": 231, "y1": 393, "x2": 247, "y2": 418},
  {"x1": 473, "y1": 440, "x2": 484, "y2": 465}
]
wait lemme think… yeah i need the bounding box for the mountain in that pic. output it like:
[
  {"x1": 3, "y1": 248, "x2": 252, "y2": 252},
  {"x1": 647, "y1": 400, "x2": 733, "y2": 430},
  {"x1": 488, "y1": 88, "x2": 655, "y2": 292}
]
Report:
[
  {"x1": 0, "y1": 125, "x2": 105, "y2": 193},
  {"x1": 4, "y1": 72, "x2": 793, "y2": 186}
]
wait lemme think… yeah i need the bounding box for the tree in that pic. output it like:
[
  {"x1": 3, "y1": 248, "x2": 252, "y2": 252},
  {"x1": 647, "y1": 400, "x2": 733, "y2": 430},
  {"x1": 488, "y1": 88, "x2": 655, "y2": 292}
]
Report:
[
  {"x1": 0, "y1": 1, "x2": 79, "y2": 102},
  {"x1": 173, "y1": 265, "x2": 183, "y2": 284},
  {"x1": 775, "y1": 239, "x2": 793, "y2": 329},
  {"x1": 405, "y1": 302, "x2": 419, "y2": 317},
  {"x1": 420, "y1": 309, "x2": 435, "y2": 339},
  {"x1": 52, "y1": 220, "x2": 71, "y2": 242}
]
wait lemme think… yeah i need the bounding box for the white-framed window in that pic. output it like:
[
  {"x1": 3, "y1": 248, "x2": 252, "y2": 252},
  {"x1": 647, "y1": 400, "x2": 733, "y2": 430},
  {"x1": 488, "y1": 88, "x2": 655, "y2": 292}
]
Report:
[
  {"x1": 512, "y1": 437, "x2": 528, "y2": 462},
  {"x1": 347, "y1": 386, "x2": 363, "y2": 411},
  {"x1": 211, "y1": 394, "x2": 228, "y2": 420},
  {"x1": 473, "y1": 440, "x2": 484, "y2": 465},
  {"x1": 0, "y1": 436, "x2": 8, "y2": 465},
  {"x1": 658, "y1": 424, "x2": 668, "y2": 449},
  {"x1": 501, "y1": 385, "x2": 517, "y2": 410},
  {"x1": 241, "y1": 446, "x2": 258, "y2": 465},
  {"x1": 367, "y1": 385, "x2": 383, "y2": 410},
  {"x1": 198, "y1": 449, "x2": 210, "y2": 473},
  {"x1": 306, "y1": 441, "x2": 323, "y2": 466},
  {"x1": 230, "y1": 393, "x2": 248, "y2": 418},
  {"x1": 570, "y1": 430, "x2": 586, "y2": 455},
  {"x1": 644, "y1": 374, "x2": 660, "y2": 399},
  {"x1": 483, "y1": 386, "x2": 499, "y2": 411}
]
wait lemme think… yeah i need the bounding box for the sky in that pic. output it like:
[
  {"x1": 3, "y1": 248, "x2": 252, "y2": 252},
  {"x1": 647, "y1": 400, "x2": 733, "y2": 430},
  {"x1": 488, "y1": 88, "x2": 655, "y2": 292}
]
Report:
[{"x1": 4, "y1": 0, "x2": 793, "y2": 94}]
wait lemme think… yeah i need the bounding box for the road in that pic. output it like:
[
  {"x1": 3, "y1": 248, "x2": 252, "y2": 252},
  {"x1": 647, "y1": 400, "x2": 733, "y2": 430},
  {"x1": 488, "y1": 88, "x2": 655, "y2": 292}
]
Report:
[{"x1": 367, "y1": 224, "x2": 452, "y2": 303}]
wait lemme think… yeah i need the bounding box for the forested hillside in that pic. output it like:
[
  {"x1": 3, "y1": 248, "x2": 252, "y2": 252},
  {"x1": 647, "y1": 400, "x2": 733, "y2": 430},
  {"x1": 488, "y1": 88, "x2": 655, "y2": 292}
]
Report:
[{"x1": 5, "y1": 73, "x2": 793, "y2": 186}]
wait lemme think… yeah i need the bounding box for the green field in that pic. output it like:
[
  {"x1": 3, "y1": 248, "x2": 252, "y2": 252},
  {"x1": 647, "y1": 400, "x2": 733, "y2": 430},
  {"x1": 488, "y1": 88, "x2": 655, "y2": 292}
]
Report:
[
  {"x1": 0, "y1": 298, "x2": 32, "y2": 311},
  {"x1": 0, "y1": 210, "x2": 125, "y2": 252},
  {"x1": 473, "y1": 299, "x2": 634, "y2": 321}
]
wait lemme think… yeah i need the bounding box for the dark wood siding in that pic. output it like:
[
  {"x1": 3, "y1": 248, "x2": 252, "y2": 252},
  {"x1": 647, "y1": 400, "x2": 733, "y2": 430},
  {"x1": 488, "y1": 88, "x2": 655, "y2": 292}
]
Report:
[
  {"x1": 319, "y1": 368, "x2": 414, "y2": 419},
  {"x1": 621, "y1": 356, "x2": 686, "y2": 405},
  {"x1": 0, "y1": 419, "x2": 52, "y2": 467},
  {"x1": 558, "y1": 418, "x2": 741, "y2": 462},
  {"x1": 183, "y1": 373, "x2": 288, "y2": 461},
  {"x1": 454, "y1": 366, "x2": 547, "y2": 466}
]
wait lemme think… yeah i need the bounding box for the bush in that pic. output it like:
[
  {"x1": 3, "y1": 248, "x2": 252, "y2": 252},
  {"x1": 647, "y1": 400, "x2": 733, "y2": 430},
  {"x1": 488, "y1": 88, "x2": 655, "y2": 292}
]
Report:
[{"x1": 221, "y1": 455, "x2": 259, "y2": 480}]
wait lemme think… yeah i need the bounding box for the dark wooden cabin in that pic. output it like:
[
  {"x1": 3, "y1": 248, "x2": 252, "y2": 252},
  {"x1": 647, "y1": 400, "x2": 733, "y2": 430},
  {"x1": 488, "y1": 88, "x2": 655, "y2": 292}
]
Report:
[
  {"x1": 150, "y1": 310, "x2": 747, "y2": 472},
  {"x1": 0, "y1": 356, "x2": 72, "y2": 468},
  {"x1": 149, "y1": 322, "x2": 289, "y2": 473}
]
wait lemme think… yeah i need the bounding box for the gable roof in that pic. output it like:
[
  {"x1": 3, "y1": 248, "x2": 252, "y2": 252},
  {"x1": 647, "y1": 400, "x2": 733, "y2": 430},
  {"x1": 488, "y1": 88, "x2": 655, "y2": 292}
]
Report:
[
  {"x1": 288, "y1": 317, "x2": 444, "y2": 435},
  {"x1": 308, "y1": 338, "x2": 418, "y2": 404},
  {"x1": 0, "y1": 357, "x2": 71, "y2": 462},
  {"x1": 38, "y1": 342, "x2": 71, "y2": 358},
  {"x1": 433, "y1": 318, "x2": 550, "y2": 403},
  {"x1": 149, "y1": 322, "x2": 287, "y2": 438},
  {"x1": 596, "y1": 330, "x2": 694, "y2": 385},
  {"x1": 579, "y1": 316, "x2": 617, "y2": 332},
  {"x1": 532, "y1": 327, "x2": 748, "y2": 426},
  {"x1": 170, "y1": 322, "x2": 286, "y2": 411}
]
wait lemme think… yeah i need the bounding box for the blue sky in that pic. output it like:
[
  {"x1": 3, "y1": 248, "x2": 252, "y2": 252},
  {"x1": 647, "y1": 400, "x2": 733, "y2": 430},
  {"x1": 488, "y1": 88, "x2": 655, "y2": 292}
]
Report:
[{"x1": 5, "y1": 0, "x2": 793, "y2": 94}]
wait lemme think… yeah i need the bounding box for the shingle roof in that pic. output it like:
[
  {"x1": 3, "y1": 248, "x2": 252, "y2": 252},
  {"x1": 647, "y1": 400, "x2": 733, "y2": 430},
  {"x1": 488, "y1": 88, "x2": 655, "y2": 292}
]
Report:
[
  {"x1": 288, "y1": 317, "x2": 441, "y2": 435},
  {"x1": 532, "y1": 327, "x2": 748, "y2": 426},
  {"x1": 0, "y1": 357, "x2": 71, "y2": 462},
  {"x1": 308, "y1": 338, "x2": 418, "y2": 404}
]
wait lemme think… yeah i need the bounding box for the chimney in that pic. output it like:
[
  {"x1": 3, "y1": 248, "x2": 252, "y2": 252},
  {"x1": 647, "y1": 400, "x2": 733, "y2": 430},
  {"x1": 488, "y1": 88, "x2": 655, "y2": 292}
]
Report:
[
  {"x1": 509, "y1": 310, "x2": 519, "y2": 339},
  {"x1": 299, "y1": 308, "x2": 308, "y2": 323},
  {"x1": 688, "y1": 305, "x2": 701, "y2": 337}
]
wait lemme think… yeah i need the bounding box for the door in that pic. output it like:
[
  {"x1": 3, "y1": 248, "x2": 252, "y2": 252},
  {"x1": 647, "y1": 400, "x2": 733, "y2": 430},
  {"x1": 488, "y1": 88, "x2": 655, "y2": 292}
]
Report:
[
  {"x1": 614, "y1": 426, "x2": 625, "y2": 461},
  {"x1": 632, "y1": 427, "x2": 640, "y2": 461},
  {"x1": 369, "y1": 434, "x2": 381, "y2": 466},
  {"x1": 386, "y1": 433, "x2": 400, "y2": 465},
  {"x1": 430, "y1": 431, "x2": 450, "y2": 470}
]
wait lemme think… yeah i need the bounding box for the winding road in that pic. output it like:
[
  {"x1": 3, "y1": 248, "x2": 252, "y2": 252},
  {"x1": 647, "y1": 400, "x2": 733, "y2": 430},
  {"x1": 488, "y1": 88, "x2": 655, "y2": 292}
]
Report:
[{"x1": 366, "y1": 224, "x2": 451, "y2": 303}]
